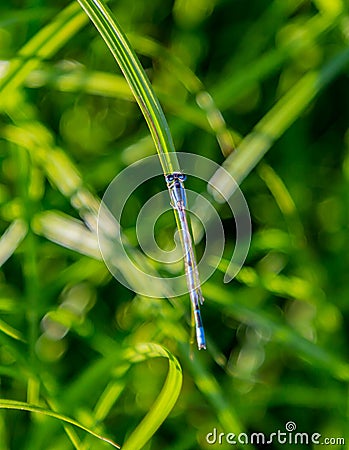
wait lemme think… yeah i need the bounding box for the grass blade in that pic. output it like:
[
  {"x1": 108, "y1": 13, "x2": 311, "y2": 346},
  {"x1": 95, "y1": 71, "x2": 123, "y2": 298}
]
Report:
[
  {"x1": 0, "y1": 399, "x2": 120, "y2": 448},
  {"x1": 122, "y1": 343, "x2": 182, "y2": 450},
  {"x1": 76, "y1": 0, "x2": 178, "y2": 174}
]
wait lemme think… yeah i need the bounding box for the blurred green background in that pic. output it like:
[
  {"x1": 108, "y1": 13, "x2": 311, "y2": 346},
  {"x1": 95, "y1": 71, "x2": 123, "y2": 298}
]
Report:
[{"x1": 0, "y1": 0, "x2": 349, "y2": 449}]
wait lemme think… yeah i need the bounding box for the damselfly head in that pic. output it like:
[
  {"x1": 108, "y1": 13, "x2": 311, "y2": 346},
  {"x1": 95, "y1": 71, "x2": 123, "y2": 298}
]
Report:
[{"x1": 165, "y1": 172, "x2": 187, "y2": 184}]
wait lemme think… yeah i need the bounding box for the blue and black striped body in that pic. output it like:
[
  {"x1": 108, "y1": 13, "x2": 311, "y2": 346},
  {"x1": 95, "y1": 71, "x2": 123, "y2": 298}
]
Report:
[{"x1": 165, "y1": 172, "x2": 206, "y2": 350}]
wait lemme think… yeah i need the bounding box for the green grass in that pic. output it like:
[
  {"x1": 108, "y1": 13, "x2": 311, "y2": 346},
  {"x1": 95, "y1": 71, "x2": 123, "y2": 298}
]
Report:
[{"x1": 0, "y1": 0, "x2": 349, "y2": 449}]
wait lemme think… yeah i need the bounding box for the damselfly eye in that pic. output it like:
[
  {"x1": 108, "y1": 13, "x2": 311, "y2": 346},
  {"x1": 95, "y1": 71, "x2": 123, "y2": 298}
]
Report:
[
  {"x1": 178, "y1": 173, "x2": 187, "y2": 181},
  {"x1": 166, "y1": 174, "x2": 174, "y2": 182}
]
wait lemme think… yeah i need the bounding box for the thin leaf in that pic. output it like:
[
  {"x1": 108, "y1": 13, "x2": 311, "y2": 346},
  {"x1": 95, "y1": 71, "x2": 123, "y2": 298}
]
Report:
[
  {"x1": 76, "y1": 0, "x2": 178, "y2": 174},
  {"x1": 0, "y1": 399, "x2": 120, "y2": 448},
  {"x1": 122, "y1": 343, "x2": 182, "y2": 450}
]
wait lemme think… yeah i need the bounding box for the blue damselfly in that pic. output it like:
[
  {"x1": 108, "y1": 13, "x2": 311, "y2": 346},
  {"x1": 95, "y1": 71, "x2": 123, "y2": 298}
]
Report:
[{"x1": 165, "y1": 172, "x2": 206, "y2": 350}]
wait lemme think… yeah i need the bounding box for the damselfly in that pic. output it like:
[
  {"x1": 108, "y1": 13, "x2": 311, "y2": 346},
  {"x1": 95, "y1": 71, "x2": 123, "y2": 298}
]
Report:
[{"x1": 165, "y1": 172, "x2": 206, "y2": 350}]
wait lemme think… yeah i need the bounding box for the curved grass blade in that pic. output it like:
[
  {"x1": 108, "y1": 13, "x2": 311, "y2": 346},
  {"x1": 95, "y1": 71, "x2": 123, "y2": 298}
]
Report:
[
  {"x1": 0, "y1": 399, "x2": 120, "y2": 448},
  {"x1": 75, "y1": 0, "x2": 206, "y2": 348},
  {"x1": 24, "y1": 343, "x2": 182, "y2": 450},
  {"x1": 122, "y1": 343, "x2": 183, "y2": 450},
  {"x1": 76, "y1": 0, "x2": 179, "y2": 174}
]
